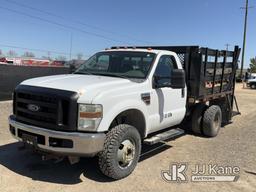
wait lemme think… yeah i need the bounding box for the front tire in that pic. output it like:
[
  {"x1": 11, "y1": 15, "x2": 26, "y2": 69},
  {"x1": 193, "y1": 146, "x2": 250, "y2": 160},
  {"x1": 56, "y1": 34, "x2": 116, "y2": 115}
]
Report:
[
  {"x1": 251, "y1": 83, "x2": 256, "y2": 89},
  {"x1": 98, "y1": 124, "x2": 141, "y2": 180}
]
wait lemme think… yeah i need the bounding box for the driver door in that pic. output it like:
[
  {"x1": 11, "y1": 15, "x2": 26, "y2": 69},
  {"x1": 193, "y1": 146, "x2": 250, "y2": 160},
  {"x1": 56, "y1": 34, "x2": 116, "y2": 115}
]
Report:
[{"x1": 149, "y1": 55, "x2": 186, "y2": 132}]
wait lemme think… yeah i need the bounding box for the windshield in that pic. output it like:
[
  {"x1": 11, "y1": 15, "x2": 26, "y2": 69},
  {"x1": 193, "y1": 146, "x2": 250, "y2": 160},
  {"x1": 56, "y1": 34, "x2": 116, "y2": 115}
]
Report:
[{"x1": 74, "y1": 51, "x2": 156, "y2": 79}]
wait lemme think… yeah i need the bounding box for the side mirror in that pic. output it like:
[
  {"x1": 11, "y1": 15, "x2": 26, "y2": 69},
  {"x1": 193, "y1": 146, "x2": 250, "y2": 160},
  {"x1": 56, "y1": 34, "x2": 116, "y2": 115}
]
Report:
[{"x1": 170, "y1": 69, "x2": 185, "y2": 89}]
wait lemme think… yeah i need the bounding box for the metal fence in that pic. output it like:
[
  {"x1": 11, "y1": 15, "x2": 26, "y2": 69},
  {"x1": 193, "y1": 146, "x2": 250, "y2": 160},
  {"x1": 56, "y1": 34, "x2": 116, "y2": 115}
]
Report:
[{"x1": 0, "y1": 65, "x2": 70, "y2": 101}]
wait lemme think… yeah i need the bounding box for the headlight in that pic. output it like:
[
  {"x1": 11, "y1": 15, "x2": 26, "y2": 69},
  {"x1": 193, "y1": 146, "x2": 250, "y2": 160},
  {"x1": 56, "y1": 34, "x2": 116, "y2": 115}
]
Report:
[{"x1": 78, "y1": 104, "x2": 103, "y2": 131}]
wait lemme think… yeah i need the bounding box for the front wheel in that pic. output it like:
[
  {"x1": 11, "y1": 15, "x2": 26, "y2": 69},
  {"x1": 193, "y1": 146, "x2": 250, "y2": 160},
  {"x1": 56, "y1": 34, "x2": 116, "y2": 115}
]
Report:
[
  {"x1": 250, "y1": 83, "x2": 256, "y2": 89},
  {"x1": 98, "y1": 124, "x2": 141, "y2": 180}
]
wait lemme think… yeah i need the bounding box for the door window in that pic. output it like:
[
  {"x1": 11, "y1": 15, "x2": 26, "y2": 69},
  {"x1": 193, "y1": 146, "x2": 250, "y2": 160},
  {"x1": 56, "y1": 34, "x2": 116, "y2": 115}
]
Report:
[{"x1": 154, "y1": 55, "x2": 178, "y2": 86}]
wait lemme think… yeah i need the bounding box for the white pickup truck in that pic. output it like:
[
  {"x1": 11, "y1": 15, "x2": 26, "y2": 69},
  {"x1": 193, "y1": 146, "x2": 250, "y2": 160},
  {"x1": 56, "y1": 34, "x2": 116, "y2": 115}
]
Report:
[
  {"x1": 9, "y1": 46, "x2": 240, "y2": 179},
  {"x1": 247, "y1": 74, "x2": 256, "y2": 89}
]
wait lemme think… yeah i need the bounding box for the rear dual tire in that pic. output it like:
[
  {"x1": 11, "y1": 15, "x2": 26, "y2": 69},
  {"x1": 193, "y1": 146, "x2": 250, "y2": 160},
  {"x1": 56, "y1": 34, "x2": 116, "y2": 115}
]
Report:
[
  {"x1": 191, "y1": 105, "x2": 222, "y2": 137},
  {"x1": 202, "y1": 105, "x2": 222, "y2": 137},
  {"x1": 191, "y1": 104, "x2": 207, "y2": 134}
]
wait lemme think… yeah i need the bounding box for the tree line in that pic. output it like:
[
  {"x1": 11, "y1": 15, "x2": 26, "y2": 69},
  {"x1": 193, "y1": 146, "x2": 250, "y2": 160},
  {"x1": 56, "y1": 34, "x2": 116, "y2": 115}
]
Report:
[
  {"x1": 249, "y1": 58, "x2": 256, "y2": 73},
  {"x1": 0, "y1": 49, "x2": 84, "y2": 61}
]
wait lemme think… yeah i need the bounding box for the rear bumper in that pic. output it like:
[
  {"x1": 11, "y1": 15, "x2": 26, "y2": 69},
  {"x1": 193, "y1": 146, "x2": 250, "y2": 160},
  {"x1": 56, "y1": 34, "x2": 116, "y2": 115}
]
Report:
[{"x1": 9, "y1": 115, "x2": 106, "y2": 156}]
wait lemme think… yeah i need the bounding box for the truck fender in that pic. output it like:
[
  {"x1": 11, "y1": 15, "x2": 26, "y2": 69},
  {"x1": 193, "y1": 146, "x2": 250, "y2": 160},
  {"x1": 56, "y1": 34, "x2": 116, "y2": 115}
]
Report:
[{"x1": 97, "y1": 99, "x2": 149, "y2": 137}]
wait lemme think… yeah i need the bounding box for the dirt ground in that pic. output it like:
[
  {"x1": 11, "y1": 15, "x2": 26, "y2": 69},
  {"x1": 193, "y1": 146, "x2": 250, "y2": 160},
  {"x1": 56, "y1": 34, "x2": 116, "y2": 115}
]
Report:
[{"x1": 0, "y1": 84, "x2": 255, "y2": 192}]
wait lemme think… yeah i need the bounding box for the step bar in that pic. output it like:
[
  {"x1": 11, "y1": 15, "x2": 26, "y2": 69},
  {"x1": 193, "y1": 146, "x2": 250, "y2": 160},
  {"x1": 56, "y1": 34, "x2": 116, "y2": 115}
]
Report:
[{"x1": 144, "y1": 128, "x2": 185, "y2": 145}]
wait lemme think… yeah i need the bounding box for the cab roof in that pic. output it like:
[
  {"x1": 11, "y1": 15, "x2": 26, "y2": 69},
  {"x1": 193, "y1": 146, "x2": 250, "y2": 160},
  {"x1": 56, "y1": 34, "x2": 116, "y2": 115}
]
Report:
[{"x1": 103, "y1": 48, "x2": 175, "y2": 55}]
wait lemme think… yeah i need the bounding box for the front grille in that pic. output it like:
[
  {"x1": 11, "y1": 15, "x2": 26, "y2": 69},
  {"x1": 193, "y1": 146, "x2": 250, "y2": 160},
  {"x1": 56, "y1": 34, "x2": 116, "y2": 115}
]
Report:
[{"x1": 14, "y1": 85, "x2": 78, "y2": 131}]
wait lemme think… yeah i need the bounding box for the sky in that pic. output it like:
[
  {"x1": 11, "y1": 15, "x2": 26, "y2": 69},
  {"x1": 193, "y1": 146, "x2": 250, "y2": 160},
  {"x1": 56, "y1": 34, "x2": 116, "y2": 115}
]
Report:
[{"x1": 0, "y1": 0, "x2": 255, "y2": 68}]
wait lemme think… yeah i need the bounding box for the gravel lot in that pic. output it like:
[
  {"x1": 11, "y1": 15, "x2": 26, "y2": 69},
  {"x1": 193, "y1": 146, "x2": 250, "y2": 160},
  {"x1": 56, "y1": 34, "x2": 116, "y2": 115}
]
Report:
[{"x1": 0, "y1": 84, "x2": 255, "y2": 192}]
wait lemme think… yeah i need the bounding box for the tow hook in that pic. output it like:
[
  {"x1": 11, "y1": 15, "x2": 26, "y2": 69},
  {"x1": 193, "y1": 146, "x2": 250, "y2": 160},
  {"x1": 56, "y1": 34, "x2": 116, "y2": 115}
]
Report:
[{"x1": 68, "y1": 156, "x2": 80, "y2": 164}]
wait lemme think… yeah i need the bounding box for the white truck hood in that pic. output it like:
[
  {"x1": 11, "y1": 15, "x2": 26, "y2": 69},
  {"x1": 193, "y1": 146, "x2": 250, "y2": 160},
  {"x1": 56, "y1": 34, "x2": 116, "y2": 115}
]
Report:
[{"x1": 21, "y1": 74, "x2": 135, "y2": 102}]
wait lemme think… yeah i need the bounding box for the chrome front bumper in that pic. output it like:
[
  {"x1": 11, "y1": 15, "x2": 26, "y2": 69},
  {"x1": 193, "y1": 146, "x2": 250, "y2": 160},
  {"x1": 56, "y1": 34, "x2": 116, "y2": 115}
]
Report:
[{"x1": 9, "y1": 115, "x2": 106, "y2": 156}]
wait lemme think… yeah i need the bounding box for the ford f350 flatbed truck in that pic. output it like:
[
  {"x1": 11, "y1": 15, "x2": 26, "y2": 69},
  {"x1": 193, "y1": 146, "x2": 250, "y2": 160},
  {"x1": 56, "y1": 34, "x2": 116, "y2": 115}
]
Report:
[{"x1": 9, "y1": 45, "x2": 240, "y2": 179}]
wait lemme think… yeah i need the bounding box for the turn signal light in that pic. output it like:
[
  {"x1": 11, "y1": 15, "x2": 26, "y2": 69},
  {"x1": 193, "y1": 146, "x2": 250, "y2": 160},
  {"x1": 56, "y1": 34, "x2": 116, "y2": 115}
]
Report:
[{"x1": 79, "y1": 111, "x2": 102, "y2": 118}]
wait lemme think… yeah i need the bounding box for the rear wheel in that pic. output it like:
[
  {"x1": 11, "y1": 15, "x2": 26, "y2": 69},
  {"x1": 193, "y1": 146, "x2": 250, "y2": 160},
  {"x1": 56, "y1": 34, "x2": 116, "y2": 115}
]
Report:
[
  {"x1": 191, "y1": 104, "x2": 207, "y2": 134},
  {"x1": 98, "y1": 124, "x2": 141, "y2": 180},
  {"x1": 202, "y1": 105, "x2": 222, "y2": 137}
]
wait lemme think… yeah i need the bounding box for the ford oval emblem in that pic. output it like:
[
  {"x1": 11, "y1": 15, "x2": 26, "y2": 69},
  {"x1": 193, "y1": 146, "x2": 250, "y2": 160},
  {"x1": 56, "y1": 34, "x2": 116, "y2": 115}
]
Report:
[{"x1": 27, "y1": 104, "x2": 40, "y2": 112}]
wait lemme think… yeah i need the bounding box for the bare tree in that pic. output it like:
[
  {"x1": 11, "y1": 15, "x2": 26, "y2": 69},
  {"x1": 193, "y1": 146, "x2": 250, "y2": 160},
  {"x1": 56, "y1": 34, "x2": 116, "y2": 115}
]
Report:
[
  {"x1": 77, "y1": 53, "x2": 83, "y2": 60},
  {"x1": 41, "y1": 55, "x2": 52, "y2": 60},
  {"x1": 23, "y1": 51, "x2": 35, "y2": 58},
  {"x1": 7, "y1": 50, "x2": 17, "y2": 57},
  {"x1": 56, "y1": 55, "x2": 67, "y2": 61},
  {"x1": 0, "y1": 49, "x2": 2, "y2": 56}
]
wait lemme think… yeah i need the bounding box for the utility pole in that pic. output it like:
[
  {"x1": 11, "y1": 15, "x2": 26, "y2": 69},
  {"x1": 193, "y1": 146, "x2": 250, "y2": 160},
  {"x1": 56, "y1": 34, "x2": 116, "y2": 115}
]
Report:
[
  {"x1": 225, "y1": 43, "x2": 231, "y2": 51},
  {"x1": 47, "y1": 51, "x2": 51, "y2": 66},
  {"x1": 47, "y1": 51, "x2": 51, "y2": 59},
  {"x1": 69, "y1": 33, "x2": 73, "y2": 61},
  {"x1": 240, "y1": 0, "x2": 253, "y2": 77}
]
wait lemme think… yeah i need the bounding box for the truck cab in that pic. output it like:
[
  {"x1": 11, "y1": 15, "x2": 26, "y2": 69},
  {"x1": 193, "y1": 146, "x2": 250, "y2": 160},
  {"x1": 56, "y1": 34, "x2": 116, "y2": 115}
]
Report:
[{"x1": 9, "y1": 46, "x2": 240, "y2": 180}]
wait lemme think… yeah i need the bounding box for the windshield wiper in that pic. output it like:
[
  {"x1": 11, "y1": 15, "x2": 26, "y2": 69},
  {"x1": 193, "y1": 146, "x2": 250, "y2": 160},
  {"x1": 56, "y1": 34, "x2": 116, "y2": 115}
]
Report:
[
  {"x1": 73, "y1": 71, "x2": 94, "y2": 75},
  {"x1": 95, "y1": 73, "x2": 128, "y2": 79},
  {"x1": 74, "y1": 71, "x2": 128, "y2": 79}
]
